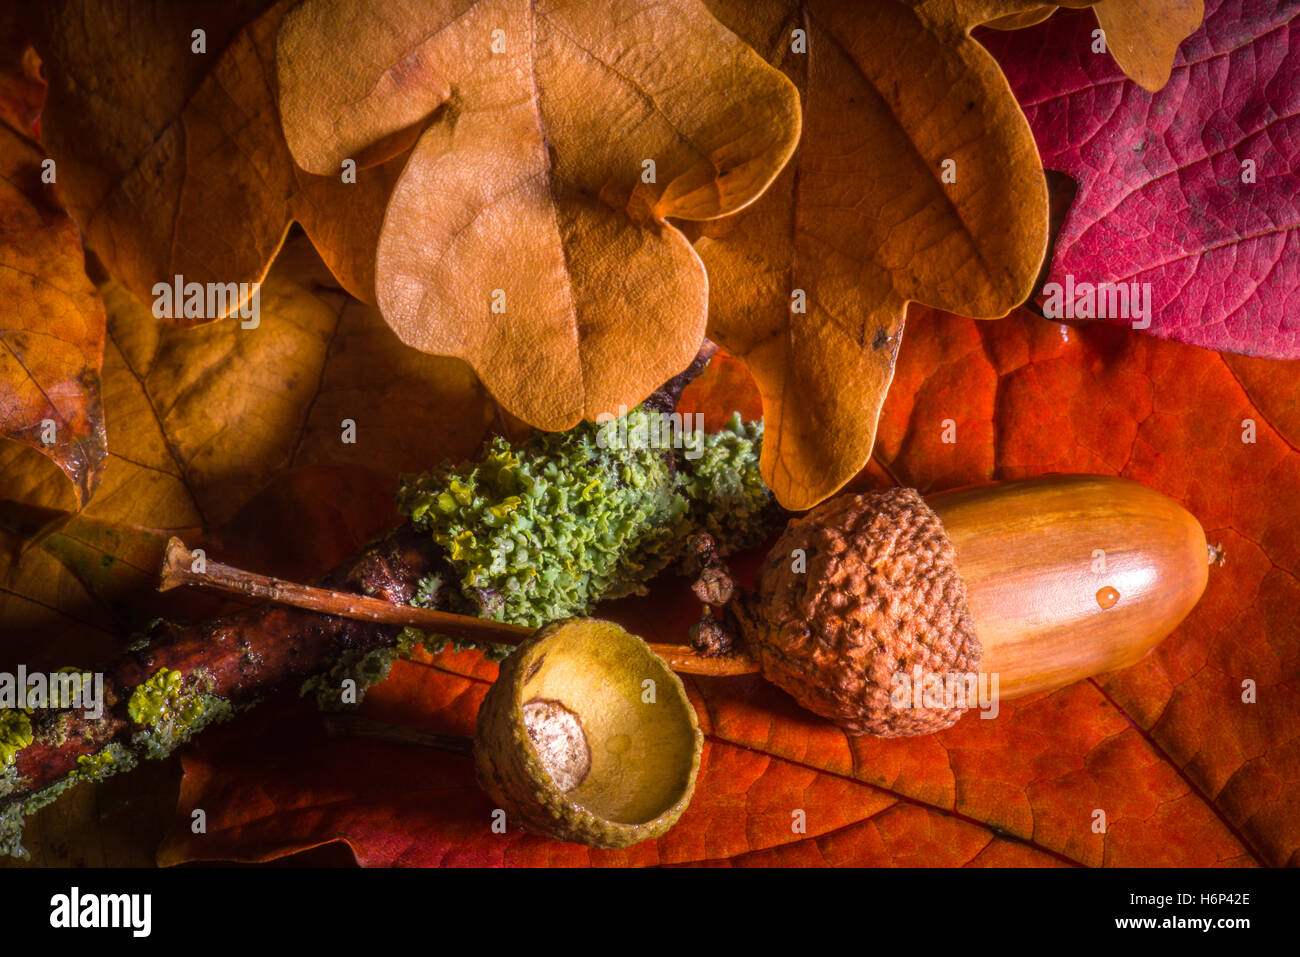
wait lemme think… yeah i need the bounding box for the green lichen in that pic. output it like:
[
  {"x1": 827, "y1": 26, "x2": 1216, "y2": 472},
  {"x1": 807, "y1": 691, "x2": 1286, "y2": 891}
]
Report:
[
  {"x1": 403, "y1": 624, "x2": 515, "y2": 663},
  {"x1": 33, "y1": 710, "x2": 74, "y2": 749},
  {"x1": 0, "y1": 801, "x2": 28, "y2": 858},
  {"x1": 395, "y1": 626, "x2": 425, "y2": 658},
  {"x1": 75, "y1": 743, "x2": 137, "y2": 784},
  {"x1": 4, "y1": 778, "x2": 87, "y2": 858},
  {"x1": 127, "y1": 668, "x2": 232, "y2": 759},
  {"x1": 300, "y1": 646, "x2": 398, "y2": 711},
  {"x1": 0, "y1": 710, "x2": 33, "y2": 770},
  {"x1": 410, "y1": 573, "x2": 448, "y2": 610},
  {"x1": 678, "y1": 414, "x2": 772, "y2": 551},
  {"x1": 396, "y1": 408, "x2": 774, "y2": 632},
  {"x1": 0, "y1": 743, "x2": 140, "y2": 858},
  {"x1": 127, "y1": 668, "x2": 199, "y2": 728},
  {"x1": 126, "y1": 618, "x2": 166, "y2": 654},
  {"x1": 298, "y1": 623, "x2": 515, "y2": 711}
]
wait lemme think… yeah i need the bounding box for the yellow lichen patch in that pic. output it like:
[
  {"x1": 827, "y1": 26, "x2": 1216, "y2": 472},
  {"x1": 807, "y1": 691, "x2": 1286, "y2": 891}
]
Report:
[{"x1": 0, "y1": 710, "x2": 33, "y2": 769}]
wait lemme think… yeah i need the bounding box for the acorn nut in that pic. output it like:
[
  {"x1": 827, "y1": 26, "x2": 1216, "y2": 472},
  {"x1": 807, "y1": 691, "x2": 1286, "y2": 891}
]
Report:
[{"x1": 736, "y1": 475, "x2": 1210, "y2": 737}]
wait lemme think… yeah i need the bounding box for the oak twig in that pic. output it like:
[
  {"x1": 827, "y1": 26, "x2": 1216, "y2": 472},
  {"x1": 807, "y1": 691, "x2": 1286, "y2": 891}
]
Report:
[{"x1": 162, "y1": 538, "x2": 760, "y2": 678}]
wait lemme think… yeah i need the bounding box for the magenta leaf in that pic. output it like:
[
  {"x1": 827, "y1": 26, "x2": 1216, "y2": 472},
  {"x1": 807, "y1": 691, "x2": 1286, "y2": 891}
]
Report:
[{"x1": 983, "y1": 0, "x2": 1300, "y2": 357}]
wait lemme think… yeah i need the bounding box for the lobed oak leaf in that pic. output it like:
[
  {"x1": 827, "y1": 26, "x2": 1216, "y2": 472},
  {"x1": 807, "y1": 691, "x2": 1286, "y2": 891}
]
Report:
[
  {"x1": 275, "y1": 0, "x2": 802, "y2": 431},
  {"x1": 694, "y1": 0, "x2": 1068, "y2": 510}
]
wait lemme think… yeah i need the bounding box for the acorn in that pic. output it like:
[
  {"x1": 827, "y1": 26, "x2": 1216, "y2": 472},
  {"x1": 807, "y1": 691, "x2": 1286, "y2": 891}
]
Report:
[
  {"x1": 731, "y1": 475, "x2": 1210, "y2": 736},
  {"x1": 473, "y1": 618, "x2": 702, "y2": 848}
]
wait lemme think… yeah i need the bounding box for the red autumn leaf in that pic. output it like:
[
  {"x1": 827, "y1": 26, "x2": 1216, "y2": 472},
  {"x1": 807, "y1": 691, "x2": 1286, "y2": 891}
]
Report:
[
  {"x1": 981, "y1": 0, "x2": 1300, "y2": 357},
  {"x1": 156, "y1": 307, "x2": 1299, "y2": 868}
]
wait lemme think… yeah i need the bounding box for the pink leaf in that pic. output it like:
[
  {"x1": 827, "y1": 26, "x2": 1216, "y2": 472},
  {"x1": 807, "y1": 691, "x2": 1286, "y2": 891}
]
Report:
[{"x1": 983, "y1": 0, "x2": 1300, "y2": 357}]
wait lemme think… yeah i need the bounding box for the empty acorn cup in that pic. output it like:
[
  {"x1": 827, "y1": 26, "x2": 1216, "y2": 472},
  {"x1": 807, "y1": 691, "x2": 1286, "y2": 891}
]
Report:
[{"x1": 473, "y1": 618, "x2": 702, "y2": 848}]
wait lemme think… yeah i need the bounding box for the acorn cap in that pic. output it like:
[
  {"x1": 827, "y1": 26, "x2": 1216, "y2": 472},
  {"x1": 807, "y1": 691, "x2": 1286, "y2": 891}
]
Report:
[
  {"x1": 473, "y1": 618, "x2": 702, "y2": 847},
  {"x1": 740, "y1": 487, "x2": 980, "y2": 736}
]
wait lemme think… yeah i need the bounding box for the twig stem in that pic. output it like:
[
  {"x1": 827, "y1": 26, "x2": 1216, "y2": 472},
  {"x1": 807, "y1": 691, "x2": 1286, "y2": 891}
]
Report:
[
  {"x1": 160, "y1": 537, "x2": 533, "y2": 646},
  {"x1": 159, "y1": 538, "x2": 760, "y2": 677}
]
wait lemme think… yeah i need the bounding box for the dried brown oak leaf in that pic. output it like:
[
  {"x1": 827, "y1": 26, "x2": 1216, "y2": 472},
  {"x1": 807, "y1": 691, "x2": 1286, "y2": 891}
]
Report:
[
  {"x1": 694, "y1": 0, "x2": 1107, "y2": 511},
  {"x1": 25, "y1": 0, "x2": 403, "y2": 315},
  {"x1": 0, "y1": 118, "x2": 107, "y2": 512},
  {"x1": 276, "y1": 0, "x2": 802, "y2": 431}
]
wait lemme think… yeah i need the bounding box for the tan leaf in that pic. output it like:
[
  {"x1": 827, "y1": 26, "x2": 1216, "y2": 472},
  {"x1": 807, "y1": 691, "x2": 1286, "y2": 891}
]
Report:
[
  {"x1": 0, "y1": 125, "x2": 107, "y2": 510},
  {"x1": 27, "y1": 0, "x2": 402, "y2": 312},
  {"x1": 697, "y1": 0, "x2": 1058, "y2": 509},
  {"x1": 1093, "y1": 0, "x2": 1204, "y2": 92},
  {"x1": 276, "y1": 0, "x2": 802, "y2": 430},
  {"x1": 96, "y1": 236, "x2": 494, "y2": 527}
]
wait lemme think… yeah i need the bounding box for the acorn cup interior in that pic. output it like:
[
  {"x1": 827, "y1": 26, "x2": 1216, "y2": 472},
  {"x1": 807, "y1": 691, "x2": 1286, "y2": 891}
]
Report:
[{"x1": 474, "y1": 619, "x2": 702, "y2": 847}]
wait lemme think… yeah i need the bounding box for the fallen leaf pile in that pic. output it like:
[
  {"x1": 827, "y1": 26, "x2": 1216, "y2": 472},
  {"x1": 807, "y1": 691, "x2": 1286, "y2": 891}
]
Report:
[{"x1": 2, "y1": 0, "x2": 1298, "y2": 867}]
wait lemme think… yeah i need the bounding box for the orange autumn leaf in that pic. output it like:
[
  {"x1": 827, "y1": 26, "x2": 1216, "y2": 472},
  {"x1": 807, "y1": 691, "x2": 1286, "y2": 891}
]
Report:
[
  {"x1": 696, "y1": 0, "x2": 1199, "y2": 511},
  {"x1": 0, "y1": 7, "x2": 105, "y2": 511},
  {"x1": 275, "y1": 0, "x2": 802, "y2": 431},
  {"x1": 987, "y1": 2, "x2": 1206, "y2": 92}
]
